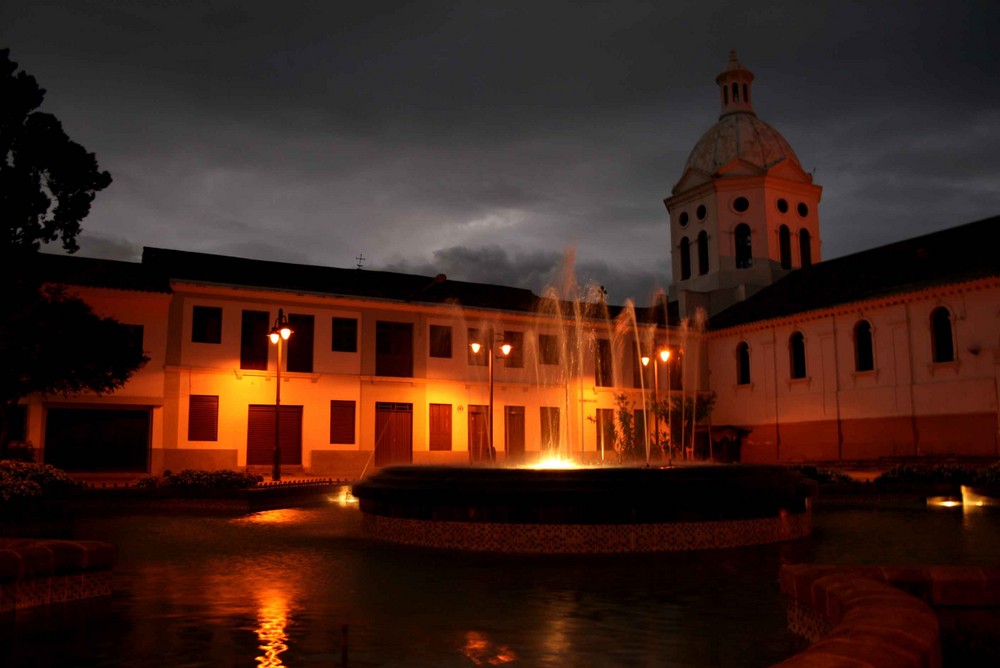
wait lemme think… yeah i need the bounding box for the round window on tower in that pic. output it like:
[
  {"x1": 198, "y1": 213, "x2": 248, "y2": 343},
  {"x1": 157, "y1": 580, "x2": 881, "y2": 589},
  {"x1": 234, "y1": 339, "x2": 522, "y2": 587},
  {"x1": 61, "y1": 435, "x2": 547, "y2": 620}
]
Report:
[
  {"x1": 679, "y1": 211, "x2": 689, "y2": 227},
  {"x1": 797, "y1": 202, "x2": 809, "y2": 218},
  {"x1": 732, "y1": 196, "x2": 749, "y2": 213},
  {"x1": 696, "y1": 204, "x2": 707, "y2": 220},
  {"x1": 777, "y1": 198, "x2": 789, "y2": 214}
]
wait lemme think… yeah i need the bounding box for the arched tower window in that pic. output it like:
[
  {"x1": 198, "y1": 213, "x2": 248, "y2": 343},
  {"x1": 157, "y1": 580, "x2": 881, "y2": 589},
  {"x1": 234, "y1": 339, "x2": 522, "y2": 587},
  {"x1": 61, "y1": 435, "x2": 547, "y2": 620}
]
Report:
[
  {"x1": 779, "y1": 225, "x2": 792, "y2": 269},
  {"x1": 697, "y1": 231, "x2": 709, "y2": 275},
  {"x1": 732, "y1": 82, "x2": 739, "y2": 102},
  {"x1": 789, "y1": 331, "x2": 807, "y2": 379},
  {"x1": 799, "y1": 229, "x2": 812, "y2": 267},
  {"x1": 735, "y1": 224, "x2": 752, "y2": 269},
  {"x1": 854, "y1": 320, "x2": 874, "y2": 372},
  {"x1": 736, "y1": 341, "x2": 751, "y2": 385},
  {"x1": 679, "y1": 237, "x2": 691, "y2": 280},
  {"x1": 742, "y1": 83, "x2": 748, "y2": 102},
  {"x1": 930, "y1": 307, "x2": 955, "y2": 363}
]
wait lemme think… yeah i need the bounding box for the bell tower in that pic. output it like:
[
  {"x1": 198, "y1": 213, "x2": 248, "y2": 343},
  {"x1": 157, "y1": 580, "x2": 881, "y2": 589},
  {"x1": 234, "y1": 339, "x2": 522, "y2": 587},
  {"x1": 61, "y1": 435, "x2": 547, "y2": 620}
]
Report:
[{"x1": 665, "y1": 52, "x2": 823, "y2": 318}]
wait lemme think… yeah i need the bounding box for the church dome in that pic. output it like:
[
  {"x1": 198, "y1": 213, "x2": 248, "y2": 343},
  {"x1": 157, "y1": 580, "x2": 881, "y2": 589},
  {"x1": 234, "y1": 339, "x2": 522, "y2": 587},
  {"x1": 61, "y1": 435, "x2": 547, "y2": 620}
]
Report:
[
  {"x1": 681, "y1": 51, "x2": 805, "y2": 178},
  {"x1": 684, "y1": 113, "x2": 804, "y2": 174}
]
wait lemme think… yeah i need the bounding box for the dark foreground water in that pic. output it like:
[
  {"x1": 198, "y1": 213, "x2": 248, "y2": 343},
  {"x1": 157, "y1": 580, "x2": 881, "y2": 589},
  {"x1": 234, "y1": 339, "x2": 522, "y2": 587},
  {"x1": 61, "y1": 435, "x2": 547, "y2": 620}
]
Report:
[{"x1": 5, "y1": 496, "x2": 1000, "y2": 667}]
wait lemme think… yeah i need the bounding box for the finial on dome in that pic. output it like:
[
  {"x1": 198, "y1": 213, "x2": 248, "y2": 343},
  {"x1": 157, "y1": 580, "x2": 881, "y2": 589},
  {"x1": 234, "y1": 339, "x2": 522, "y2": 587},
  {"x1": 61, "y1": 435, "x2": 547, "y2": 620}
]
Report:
[{"x1": 715, "y1": 51, "x2": 755, "y2": 118}]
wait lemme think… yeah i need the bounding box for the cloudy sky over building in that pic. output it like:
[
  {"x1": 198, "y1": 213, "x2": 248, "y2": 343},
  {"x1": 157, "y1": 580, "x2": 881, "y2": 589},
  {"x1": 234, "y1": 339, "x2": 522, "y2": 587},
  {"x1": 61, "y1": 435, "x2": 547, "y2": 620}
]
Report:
[{"x1": 2, "y1": 1, "x2": 997, "y2": 303}]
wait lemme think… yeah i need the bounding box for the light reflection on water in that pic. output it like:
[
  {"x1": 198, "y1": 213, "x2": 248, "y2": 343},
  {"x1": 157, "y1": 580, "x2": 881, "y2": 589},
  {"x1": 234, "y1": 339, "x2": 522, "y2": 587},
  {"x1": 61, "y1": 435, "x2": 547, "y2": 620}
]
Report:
[{"x1": 5, "y1": 502, "x2": 1000, "y2": 666}]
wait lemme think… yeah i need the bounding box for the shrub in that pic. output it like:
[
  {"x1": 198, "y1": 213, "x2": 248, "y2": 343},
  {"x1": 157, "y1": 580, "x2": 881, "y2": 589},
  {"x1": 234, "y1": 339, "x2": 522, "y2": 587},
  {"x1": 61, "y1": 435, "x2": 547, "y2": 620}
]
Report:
[
  {"x1": 788, "y1": 465, "x2": 855, "y2": 485},
  {"x1": 875, "y1": 464, "x2": 976, "y2": 485},
  {"x1": 145, "y1": 469, "x2": 261, "y2": 490},
  {"x1": 972, "y1": 462, "x2": 1000, "y2": 486},
  {"x1": 0, "y1": 460, "x2": 82, "y2": 503}
]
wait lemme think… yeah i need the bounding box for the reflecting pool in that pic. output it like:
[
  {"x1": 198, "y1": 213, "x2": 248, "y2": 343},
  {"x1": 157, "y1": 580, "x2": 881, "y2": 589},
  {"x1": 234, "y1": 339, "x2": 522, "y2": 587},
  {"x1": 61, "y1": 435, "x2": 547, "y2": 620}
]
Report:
[{"x1": 5, "y1": 497, "x2": 1000, "y2": 667}]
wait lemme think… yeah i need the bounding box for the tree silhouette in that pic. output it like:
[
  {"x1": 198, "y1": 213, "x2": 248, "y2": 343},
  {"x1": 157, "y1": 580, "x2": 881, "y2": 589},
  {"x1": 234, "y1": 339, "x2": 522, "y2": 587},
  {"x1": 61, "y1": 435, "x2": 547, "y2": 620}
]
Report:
[
  {"x1": 0, "y1": 49, "x2": 145, "y2": 457},
  {"x1": 1, "y1": 48, "x2": 111, "y2": 255}
]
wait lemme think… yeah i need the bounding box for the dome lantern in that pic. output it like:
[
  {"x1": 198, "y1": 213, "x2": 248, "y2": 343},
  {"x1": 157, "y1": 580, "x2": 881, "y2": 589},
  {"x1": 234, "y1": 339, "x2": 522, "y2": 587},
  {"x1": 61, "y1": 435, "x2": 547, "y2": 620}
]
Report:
[{"x1": 716, "y1": 49, "x2": 755, "y2": 118}]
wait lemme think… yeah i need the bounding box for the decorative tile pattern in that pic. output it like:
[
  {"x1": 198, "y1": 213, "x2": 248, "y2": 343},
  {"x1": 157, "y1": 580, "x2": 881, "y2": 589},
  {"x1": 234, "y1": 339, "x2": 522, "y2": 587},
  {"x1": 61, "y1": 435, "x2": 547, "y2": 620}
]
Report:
[{"x1": 360, "y1": 510, "x2": 811, "y2": 553}]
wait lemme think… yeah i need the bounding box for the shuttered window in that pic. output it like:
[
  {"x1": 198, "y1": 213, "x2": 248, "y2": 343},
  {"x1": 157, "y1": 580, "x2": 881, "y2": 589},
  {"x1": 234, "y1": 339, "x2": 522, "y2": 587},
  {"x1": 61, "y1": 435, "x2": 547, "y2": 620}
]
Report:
[
  {"x1": 287, "y1": 314, "x2": 314, "y2": 373},
  {"x1": 375, "y1": 321, "x2": 413, "y2": 377},
  {"x1": 188, "y1": 395, "x2": 219, "y2": 441},
  {"x1": 192, "y1": 306, "x2": 222, "y2": 343},
  {"x1": 429, "y1": 325, "x2": 452, "y2": 358},
  {"x1": 330, "y1": 400, "x2": 356, "y2": 444},
  {"x1": 241, "y1": 310, "x2": 270, "y2": 370},
  {"x1": 332, "y1": 318, "x2": 358, "y2": 352}
]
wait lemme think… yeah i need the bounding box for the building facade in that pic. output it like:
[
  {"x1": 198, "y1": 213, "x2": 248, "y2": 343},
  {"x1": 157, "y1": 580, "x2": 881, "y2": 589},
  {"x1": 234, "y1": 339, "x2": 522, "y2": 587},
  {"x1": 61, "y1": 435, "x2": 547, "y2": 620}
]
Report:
[{"x1": 12, "y1": 52, "x2": 999, "y2": 473}]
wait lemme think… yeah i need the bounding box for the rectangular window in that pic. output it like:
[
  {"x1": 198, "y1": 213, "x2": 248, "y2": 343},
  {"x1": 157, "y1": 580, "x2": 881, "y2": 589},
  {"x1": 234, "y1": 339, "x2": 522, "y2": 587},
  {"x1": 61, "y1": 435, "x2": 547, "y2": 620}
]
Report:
[
  {"x1": 595, "y1": 339, "x2": 612, "y2": 387},
  {"x1": 468, "y1": 329, "x2": 487, "y2": 366},
  {"x1": 429, "y1": 403, "x2": 452, "y2": 451},
  {"x1": 429, "y1": 325, "x2": 452, "y2": 358},
  {"x1": 192, "y1": 306, "x2": 222, "y2": 344},
  {"x1": 188, "y1": 395, "x2": 219, "y2": 441},
  {"x1": 330, "y1": 400, "x2": 356, "y2": 444},
  {"x1": 375, "y1": 321, "x2": 413, "y2": 377},
  {"x1": 538, "y1": 334, "x2": 560, "y2": 365},
  {"x1": 332, "y1": 317, "x2": 358, "y2": 353},
  {"x1": 503, "y1": 331, "x2": 524, "y2": 368},
  {"x1": 240, "y1": 310, "x2": 270, "y2": 370},
  {"x1": 287, "y1": 314, "x2": 314, "y2": 373}
]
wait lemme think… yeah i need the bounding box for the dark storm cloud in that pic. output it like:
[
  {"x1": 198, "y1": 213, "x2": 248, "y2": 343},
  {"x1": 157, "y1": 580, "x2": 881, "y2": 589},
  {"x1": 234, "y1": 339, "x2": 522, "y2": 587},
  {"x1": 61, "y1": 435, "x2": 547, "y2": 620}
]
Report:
[{"x1": 2, "y1": 1, "x2": 997, "y2": 305}]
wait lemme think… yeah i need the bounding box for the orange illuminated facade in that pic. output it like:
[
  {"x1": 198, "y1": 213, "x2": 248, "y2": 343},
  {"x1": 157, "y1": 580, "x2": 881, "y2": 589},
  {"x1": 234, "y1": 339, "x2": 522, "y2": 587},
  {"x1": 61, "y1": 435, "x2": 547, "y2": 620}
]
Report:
[{"x1": 13, "y1": 52, "x2": 999, "y2": 473}]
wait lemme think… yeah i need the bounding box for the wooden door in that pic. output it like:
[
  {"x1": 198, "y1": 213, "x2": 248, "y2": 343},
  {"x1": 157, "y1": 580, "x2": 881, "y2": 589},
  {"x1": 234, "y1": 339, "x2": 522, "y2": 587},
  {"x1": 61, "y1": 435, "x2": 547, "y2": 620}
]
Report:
[
  {"x1": 374, "y1": 402, "x2": 413, "y2": 466},
  {"x1": 429, "y1": 403, "x2": 452, "y2": 451},
  {"x1": 468, "y1": 405, "x2": 489, "y2": 462},
  {"x1": 504, "y1": 406, "x2": 525, "y2": 464},
  {"x1": 247, "y1": 405, "x2": 303, "y2": 466}
]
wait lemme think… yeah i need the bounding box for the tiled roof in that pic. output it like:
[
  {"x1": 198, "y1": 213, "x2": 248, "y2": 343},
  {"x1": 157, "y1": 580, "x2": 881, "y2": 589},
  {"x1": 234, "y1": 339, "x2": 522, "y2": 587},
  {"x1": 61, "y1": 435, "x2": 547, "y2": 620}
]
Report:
[
  {"x1": 20, "y1": 252, "x2": 172, "y2": 293},
  {"x1": 711, "y1": 215, "x2": 1000, "y2": 329}
]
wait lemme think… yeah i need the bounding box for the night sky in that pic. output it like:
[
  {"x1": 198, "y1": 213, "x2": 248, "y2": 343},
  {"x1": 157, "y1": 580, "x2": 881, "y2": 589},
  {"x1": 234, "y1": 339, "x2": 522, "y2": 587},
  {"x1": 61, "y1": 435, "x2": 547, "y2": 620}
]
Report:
[{"x1": 3, "y1": 1, "x2": 997, "y2": 304}]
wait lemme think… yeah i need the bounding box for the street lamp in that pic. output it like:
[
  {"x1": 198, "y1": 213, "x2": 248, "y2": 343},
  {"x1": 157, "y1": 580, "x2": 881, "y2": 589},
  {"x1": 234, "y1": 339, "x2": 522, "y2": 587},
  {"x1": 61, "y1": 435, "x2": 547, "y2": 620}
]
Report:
[
  {"x1": 470, "y1": 329, "x2": 512, "y2": 464},
  {"x1": 268, "y1": 308, "x2": 293, "y2": 481},
  {"x1": 642, "y1": 348, "x2": 672, "y2": 462}
]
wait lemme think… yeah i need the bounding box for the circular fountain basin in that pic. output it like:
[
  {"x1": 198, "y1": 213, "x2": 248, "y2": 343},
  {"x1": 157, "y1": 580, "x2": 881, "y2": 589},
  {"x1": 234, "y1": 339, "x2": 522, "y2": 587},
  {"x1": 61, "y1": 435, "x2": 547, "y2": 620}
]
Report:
[{"x1": 352, "y1": 464, "x2": 816, "y2": 554}]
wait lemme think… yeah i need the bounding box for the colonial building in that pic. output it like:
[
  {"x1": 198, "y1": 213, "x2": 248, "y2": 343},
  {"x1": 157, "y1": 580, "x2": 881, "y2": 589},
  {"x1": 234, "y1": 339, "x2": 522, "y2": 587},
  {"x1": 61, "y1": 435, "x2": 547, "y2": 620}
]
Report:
[
  {"x1": 10, "y1": 52, "x2": 999, "y2": 474},
  {"x1": 13, "y1": 248, "x2": 681, "y2": 477}
]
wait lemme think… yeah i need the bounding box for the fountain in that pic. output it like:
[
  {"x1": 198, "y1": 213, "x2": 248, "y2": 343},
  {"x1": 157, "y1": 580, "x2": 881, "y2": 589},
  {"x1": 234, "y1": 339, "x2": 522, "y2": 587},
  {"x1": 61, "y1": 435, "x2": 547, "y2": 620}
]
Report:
[{"x1": 353, "y1": 253, "x2": 816, "y2": 553}]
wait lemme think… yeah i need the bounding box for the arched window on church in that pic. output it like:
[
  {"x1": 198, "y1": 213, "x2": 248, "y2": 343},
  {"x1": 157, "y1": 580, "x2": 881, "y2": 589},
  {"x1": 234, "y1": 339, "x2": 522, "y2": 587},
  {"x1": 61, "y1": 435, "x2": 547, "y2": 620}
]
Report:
[
  {"x1": 789, "y1": 331, "x2": 807, "y2": 379},
  {"x1": 679, "y1": 236, "x2": 691, "y2": 280},
  {"x1": 736, "y1": 341, "x2": 751, "y2": 385},
  {"x1": 735, "y1": 224, "x2": 752, "y2": 268},
  {"x1": 732, "y1": 82, "x2": 739, "y2": 102},
  {"x1": 854, "y1": 320, "x2": 874, "y2": 372},
  {"x1": 697, "y1": 231, "x2": 709, "y2": 275},
  {"x1": 800, "y1": 229, "x2": 812, "y2": 267},
  {"x1": 779, "y1": 225, "x2": 792, "y2": 269},
  {"x1": 930, "y1": 307, "x2": 955, "y2": 363},
  {"x1": 724, "y1": 86, "x2": 728, "y2": 105},
  {"x1": 743, "y1": 83, "x2": 748, "y2": 103}
]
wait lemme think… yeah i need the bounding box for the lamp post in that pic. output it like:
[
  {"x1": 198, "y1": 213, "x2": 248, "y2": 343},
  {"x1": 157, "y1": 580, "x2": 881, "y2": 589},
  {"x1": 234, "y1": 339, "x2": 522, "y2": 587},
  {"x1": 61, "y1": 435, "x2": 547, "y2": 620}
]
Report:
[
  {"x1": 470, "y1": 329, "x2": 512, "y2": 464},
  {"x1": 642, "y1": 348, "x2": 672, "y2": 462},
  {"x1": 268, "y1": 309, "x2": 293, "y2": 481}
]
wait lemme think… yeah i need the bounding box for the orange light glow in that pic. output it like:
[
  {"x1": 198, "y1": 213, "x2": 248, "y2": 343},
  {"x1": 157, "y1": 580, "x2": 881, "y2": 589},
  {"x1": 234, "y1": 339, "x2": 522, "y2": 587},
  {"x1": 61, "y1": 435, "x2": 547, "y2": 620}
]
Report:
[
  {"x1": 331, "y1": 487, "x2": 358, "y2": 506},
  {"x1": 525, "y1": 455, "x2": 580, "y2": 470},
  {"x1": 279, "y1": 326, "x2": 291, "y2": 340},
  {"x1": 470, "y1": 342, "x2": 482, "y2": 354},
  {"x1": 659, "y1": 349, "x2": 671, "y2": 363},
  {"x1": 461, "y1": 631, "x2": 517, "y2": 666},
  {"x1": 239, "y1": 508, "x2": 312, "y2": 525},
  {"x1": 640, "y1": 355, "x2": 650, "y2": 367},
  {"x1": 255, "y1": 591, "x2": 289, "y2": 667},
  {"x1": 500, "y1": 343, "x2": 512, "y2": 356},
  {"x1": 269, "y1": 331, "x2": 280, "y2": 344}
]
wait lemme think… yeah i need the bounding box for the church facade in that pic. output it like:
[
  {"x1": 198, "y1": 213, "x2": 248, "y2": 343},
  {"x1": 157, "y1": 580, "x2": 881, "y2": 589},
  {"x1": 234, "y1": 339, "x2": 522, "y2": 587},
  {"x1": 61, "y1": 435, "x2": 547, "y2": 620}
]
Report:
[{"x1": 11, "y1": 53, "x2": 999, "y2": 475}]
